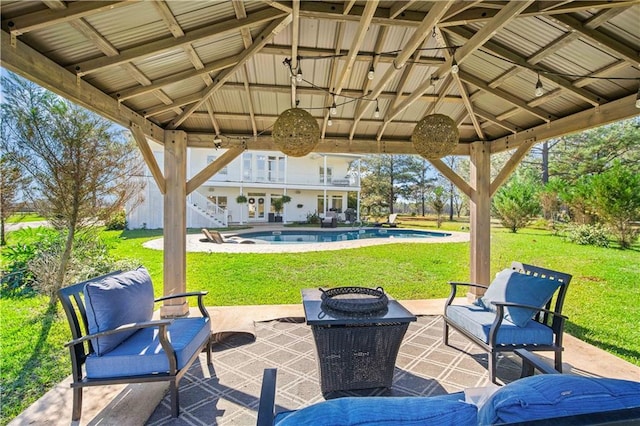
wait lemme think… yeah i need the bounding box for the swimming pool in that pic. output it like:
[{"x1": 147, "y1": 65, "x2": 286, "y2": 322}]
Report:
[{"x1": 237, "y1": 228, "x2": 451, "y2": 244}]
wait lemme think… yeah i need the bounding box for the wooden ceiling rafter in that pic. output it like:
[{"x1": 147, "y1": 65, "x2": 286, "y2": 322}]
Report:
[
  {"x1": 446, "y1": 25, "x2": 606, "y2": 107},
  {"x1": 348, "y1": 0, "x2": 455, "y2": 140},
  {"x1": 232, "y1": 0, "x2": 259, "y2": 137},
  {"x1": 68, "y1": 7, "x2": 287, "y2": 77},
  {"x1": 166, "y1": 15, "x2": 293, "y2": 129}
]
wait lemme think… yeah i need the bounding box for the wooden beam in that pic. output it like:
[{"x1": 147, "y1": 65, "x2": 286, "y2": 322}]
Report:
[
  {"x1": 490, "y1": 93, "x2": 639, "y2": 153},
  {"x1": 389, "y1": 0, "x2": 417, "y2": 19},
  {"x1": 455, "y1": 75, "x2": 485, "y2": 140},
  {"x1": 186, "y1": 147, "x2": 245, "y2": 195},
  {"x1": 166, "y1": 16, "x2": 292, "y2": 129},
  {"x1": 233, "y1": 0, "x2": 259, "y2": 136},
  {"x1": 446, "y1": 26, "x2": 604, "y2": 106},
  {"x1": 321, "y1": 22, "x2": 345, "y2": 138},
  {"x1": 69, "y1": 7, "x2": 287, "y2": 76},
  {"x1": 473, "y1": 107, "x2": 519, "y2": 133},
  {"x1": 490, "y1": 140, "x2": 536, "y2": 197},
  {"x1": 129, "y1": 124, "x2": 166, "y2": 194},
  {"x1": 3, "y1": 1, "x2": 132, "y2": 35},
  {"x1": 335, "y1": 1, "x2": 378, "y2": 96},
  {"x1": 152, "y1": 1, "x2": 185, "y2": 38},
  {"x1": 0, "y1": 29, "x2": 164, "y2": 144},
  {"x1": 553, "y1": 13, "x2": 639, "y2": 67},
  {"x1": 161, "y1": 130, "x2": 188, "y2": 317},
  {"x1": 459, "y1": 71, "x2": 554, "y2": 122},
  {"x1": 469, "y1": 141, "x2": 491, "y2": 289},
  {"x1": 348, "y1": 0, "x2": 454, "y2": 139},
  {"x1": 429, "y1": 158, "x2": 473, "y2": 198}
]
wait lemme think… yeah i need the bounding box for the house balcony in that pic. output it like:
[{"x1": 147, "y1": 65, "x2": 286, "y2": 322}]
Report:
[{"x1": 203, "y1": 171, "x2": 361, "y2": 190}]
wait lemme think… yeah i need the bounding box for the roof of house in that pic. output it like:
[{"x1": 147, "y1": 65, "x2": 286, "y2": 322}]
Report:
[{"x1": 1, "y1": 1, "x2": 638, "y2": 156}]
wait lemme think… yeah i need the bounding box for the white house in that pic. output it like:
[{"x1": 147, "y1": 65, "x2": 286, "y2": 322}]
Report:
[{"x1": 127, "y1": 141, "x2": 361, "y2": 229}]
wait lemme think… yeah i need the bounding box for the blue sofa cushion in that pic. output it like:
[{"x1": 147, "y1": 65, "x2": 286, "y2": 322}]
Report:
[
  {"x1": 446, "y1": 305, "x2": 554, "y2": 345},
  {"x1": 478, "y1": 375, "x2": 640, "y2": 425},
  {"x1": 85, "y1": 317, "x2": 210, "y2": 378},
  {"x1": 476, "y1": 269, "x2": 561, "y2": 327},
  {"x1": 274, "y1": 394, "x2": 476, "y2": 426},
  {"x1": 84, "y1": 267, "x2": 154, "y2": 355}
]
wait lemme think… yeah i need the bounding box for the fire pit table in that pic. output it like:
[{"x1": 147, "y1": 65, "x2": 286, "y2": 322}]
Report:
[{"x1": 301, "y1": 287, "x2": 416, "y2": 394}]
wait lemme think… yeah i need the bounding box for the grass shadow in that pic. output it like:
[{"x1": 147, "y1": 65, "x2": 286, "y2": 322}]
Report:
[{"x1": 566, "y1": 321, "x2": 640, "y2": 365}]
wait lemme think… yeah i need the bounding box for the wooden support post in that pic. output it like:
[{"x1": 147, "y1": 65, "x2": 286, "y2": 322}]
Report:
[
  {"x1": 161, "y1": 130, "x2": 188, "y2": 317},
  {"x1": 469, "y1": 141, "x2": 491, "y2": 300}
]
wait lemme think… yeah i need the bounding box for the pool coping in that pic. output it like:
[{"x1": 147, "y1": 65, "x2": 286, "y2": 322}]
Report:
[{"x1": 142, "y1": 226, "x2": 470, "y2": 253}]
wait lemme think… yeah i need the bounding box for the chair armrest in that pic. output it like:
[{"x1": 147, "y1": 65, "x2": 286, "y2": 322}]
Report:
[
  {"x1": 257, "y1": 368, "x2": 278, "y2": 426},
  {"x1": 514, "y1": 349, "x2": 560, "y2": 376},
  {"x1": 445, "y1": 282, "x2": 489, "y2": 307},
  {"x1": 155, "y1": 291, "x2": 209, "y2": 318},
  {"x1": 491, "y1": 301, "x2": 568, "y2": 320},
  {"x1": 64, "y1": 319, "x2": 173, "y2": 347}
]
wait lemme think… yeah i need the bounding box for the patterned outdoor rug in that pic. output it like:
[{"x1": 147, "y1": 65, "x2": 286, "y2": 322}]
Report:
[{"x1": 146, "y1": 315, "x2": 522, "y2": 425}]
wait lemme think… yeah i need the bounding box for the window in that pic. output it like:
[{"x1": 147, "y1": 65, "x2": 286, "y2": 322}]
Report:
[
  {"x1": 320, "y1": 166, "x2": 333, "y2": 184},
  {"x1": 331, "y1": 196, "x2": 343, "y2": 213},
  {"x1": 206, "y1": 155, "x2": 228, "y2": 175},
  {"x1": 243, "y1": 153, "x2": 252, "y2": 180},
  {"x1": 317, "y1": 195, "x2": 325, "y2": 214}
]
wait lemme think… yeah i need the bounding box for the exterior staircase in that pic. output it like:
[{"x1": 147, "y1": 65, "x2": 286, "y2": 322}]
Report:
[{"x1": 188, "y1": 191, "x2": 228, "y2": 228}]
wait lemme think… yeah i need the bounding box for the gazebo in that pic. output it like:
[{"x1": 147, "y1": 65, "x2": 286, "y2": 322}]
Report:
[{"x1": 2, "y1": 1, "x2": 638, "y2": 317}]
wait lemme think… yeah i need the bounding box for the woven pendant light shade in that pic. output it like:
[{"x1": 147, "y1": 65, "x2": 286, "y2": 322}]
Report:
[
  {"x1": 272, "y1": 108, "x2": 320, "y2": 157},
  {"x1": 411, "y1": 114, "x2": 459, "y2": 159}
]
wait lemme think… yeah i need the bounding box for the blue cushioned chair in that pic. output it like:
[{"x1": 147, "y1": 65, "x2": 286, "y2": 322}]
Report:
[
  {"x1": 57, "y1": 267, "x2": 212, "y2": 421},
  {"x1": 443, "y1": 261, "x2": 572, "y2": 383}
]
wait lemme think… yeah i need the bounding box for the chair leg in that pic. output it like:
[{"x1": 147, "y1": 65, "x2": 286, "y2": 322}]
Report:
[
  {"x1": 206, "y1": 337, "x2": 213, "y2": 366},
  {"x1": 443, "y1": 322, "x2": 449, "y2": 346},
  {"x1": 170, "y1": 381, "x2": 179, "y2": 418},
  {"x1": 555, "y1": 350, "x2": 563, "y2": 373},
  {"x1": 72, "y1": 387, "x2": 82, "y2": 421},
  {"x1": 489, "y1": 352, "x2": 498, "y2": 384}
]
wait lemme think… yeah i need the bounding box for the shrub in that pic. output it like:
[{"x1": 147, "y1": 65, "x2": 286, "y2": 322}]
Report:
[
  {"x1": 565, "y1": 223, "x2": 610, "y2": 247},
  {"x1": 306, "y1": 212, "x2": 320, "y2": 224},
  {"x1": 492, "y1": 171, "x2": 542, "y2": 233},
  {"x1": 105, "y1": 210, "x2": 127, "y2": 230}
]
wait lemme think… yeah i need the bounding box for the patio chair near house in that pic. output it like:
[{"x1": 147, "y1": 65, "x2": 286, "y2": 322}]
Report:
[
  {"x1": 57, "y1": 267, "x2": 212, "y2": 421},
  {"x1": 373, "y1": 213, "x2": 398, "y2": 228},
  {"x1": 443, "y1": 261, "x2": 572, "y2": 384},
  {"x1": 201, "y1": 228, "x2": 255, "y2": 244},
  {"x1": 320, "y1": 212, "x2": 338, "y2": 228}
]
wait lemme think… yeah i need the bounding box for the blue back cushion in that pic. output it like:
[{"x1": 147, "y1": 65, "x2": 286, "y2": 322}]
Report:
[
  {"x1": 275, "y1": 395, "x2": 477, "y2": 426},
  {"x1": 478, "y1": 375, "x2": 640, "y2": 424},
  {"x1": 476, "y1": 269, "x2": 561, "y2": 327},
  {"x1": 85, "y1": 267, "x2": 155, "y2": 355}
]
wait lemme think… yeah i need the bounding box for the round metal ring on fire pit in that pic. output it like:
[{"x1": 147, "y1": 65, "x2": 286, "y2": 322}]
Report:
[{"x1": 319, "y1": 286, "x2": 388, "y2": 313}]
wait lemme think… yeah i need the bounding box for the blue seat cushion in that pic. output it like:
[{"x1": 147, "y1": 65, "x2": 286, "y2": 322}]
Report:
[
  {"x1": 274, "y1": 394, "x2": 476, "y2": 426},
  {"x1": 84, "y1": 267, "x2": 155, "y2": 355},
  {"x1": 446, "y1": 305, "x2": 554, "y2": 345},
  {"x1": 478, "y1": 375, "x2": 640, "y2": 425},
  {"x1": 85, "y1": 317, "x2": 210, "y2": 379},
  {"x1": 476, "y1": 269, "x2": 561, "y2": 327}
]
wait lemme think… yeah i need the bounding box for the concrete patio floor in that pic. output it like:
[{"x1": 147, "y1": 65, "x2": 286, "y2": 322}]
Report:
[{"x1": 10, "y1": 299, "x2": 640, "y2": 426}]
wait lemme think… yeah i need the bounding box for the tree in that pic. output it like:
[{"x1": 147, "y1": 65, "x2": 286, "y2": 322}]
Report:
[
  {"x1": 588, "y1": 161, "x2": 640, "y2": 249},
  {"x1": 429, "y1": 186, "x2": 446, "y2": 228},
  {"x1": 492, "y1": 171, "x2": 542, "y2": 232},
  {"x1": 1, "y1": 72, "x2": 144, "y2": 302},
  {"x1": 0, "y1": 151, "x2": 30, "y2": 246},
  {"x1": 400, "y1": 156, "x2": 434, "y2": 216},
  {"x1": 359, "y1": 154, "x2": 413, "y2": 216}
]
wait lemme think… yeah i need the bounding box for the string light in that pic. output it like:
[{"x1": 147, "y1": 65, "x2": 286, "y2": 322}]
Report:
[
  {"x1": 327, "y1": 117, "x2": 333, "y2": 126},
  {"x1": 368, "y1": 65, "x2": 375, "y2": 80},
  {"x1": 330, "y1": 97, "x2": 337, "y2": 115},
  {"x1": 535, "y1": 73, "x2": 544, "y2": 97},
  {"x1": 450, "y1": 56, "x2": 459, "y2": 74},
  {"x1": 296, "y1": 65, "x2": 302, "y2": 82},
  {"x1": 374, "y1": 100, "x2": 380, "y2": 118}
]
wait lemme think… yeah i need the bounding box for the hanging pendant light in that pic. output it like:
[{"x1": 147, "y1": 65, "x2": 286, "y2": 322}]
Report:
[
  {"x1": 411, "y1": 114, "x2": 459, "y2": 159},
  {"x1": 272, "y1": 108, "x2": 320, "y2": 157}
]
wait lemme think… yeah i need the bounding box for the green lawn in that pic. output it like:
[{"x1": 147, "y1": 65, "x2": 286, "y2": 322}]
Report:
[
  {"x1": 5, "y1": 213, "x2": 45, "y2": 223},
  {"x1": 1, "y1": 222, "x2": 639, "y2": 424}
]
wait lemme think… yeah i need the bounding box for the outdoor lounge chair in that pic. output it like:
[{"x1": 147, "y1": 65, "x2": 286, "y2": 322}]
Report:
[
  {"x1": 443, "y1": 261, "x2": 572, "y2": 384},
  {"x1": 257, "y1": 368, "x2": 640, "y2": 426},
  {"x1": 373, "y1": 213, "x2": 398, "y2": 228},
  {"x1": 201, "y1": 228, "x2": 255, "y2": 244},
  {"x1": 57, "y1": 267, "x2": 212, "y2": 420},
  {"x1": 320, "y1": 212, "x2": 338, "y2": 228}
]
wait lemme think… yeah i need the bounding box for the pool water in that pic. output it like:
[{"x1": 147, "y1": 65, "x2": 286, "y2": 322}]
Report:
[{"x1": 237, "y1": 228, "x2": 451, "y2": 244}]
